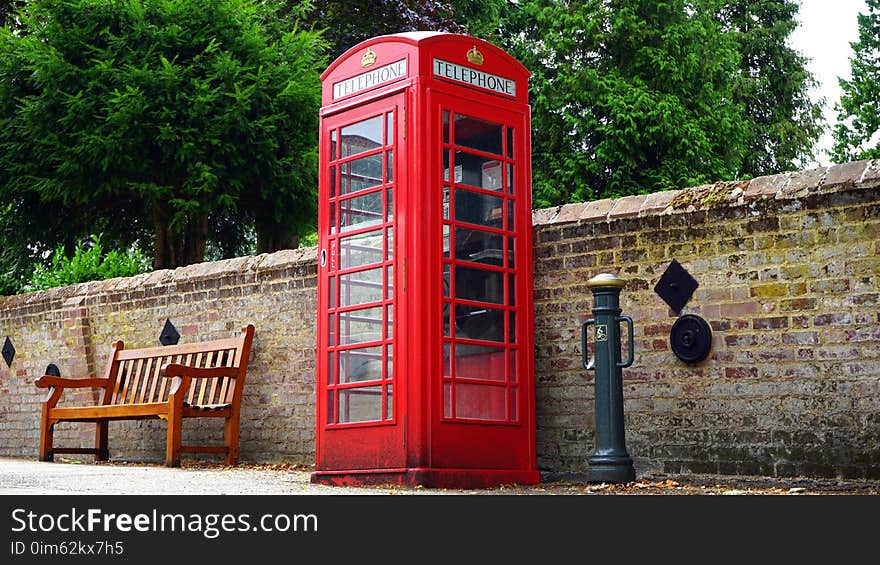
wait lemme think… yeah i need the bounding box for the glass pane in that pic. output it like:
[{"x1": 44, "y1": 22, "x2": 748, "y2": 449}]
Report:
[
  {"x1": 455, "y1": 227, "x2": 504, "y2": 266},
  {"x1": 509, "y1": 349, "x2": 517, "y2": 383},
  {"x1": 442, "y1": 224, "x2": 451, "y2": 257},
  {"x1": 442, "y1": 186, "x2": 451, "y2": 219},
  {"x1": 329, "y1": 165, "x2": 337, "y2": 198},
  {"x1": 455, "y1": 305, "x2": 504, "y2": 342},
  {"x1": 339, "y1": 230, "x2": 383, "y2": 271},
  {"x1": 506, "y1": 127, "x2": 513, "y2": 158},
  {"x1": 386, "y1": 304, "x2": 393, "y2": 338},
  {"x1": 455, "y1": 265, "x2": 504, "y2": 304},
  {"x1": 385, "y1": 385, "x2": 393, "y2": 420},
  {"x1": 340, "y1": 154, "x2": 383, "y2": 195},
  {"x1": 331, "y1": 130, "x2": 338, "y2": 161},
  {"x1": 327, "y1": 390, "x2": 335, "y2": 424},
  {"x1": 507, "y1": 163, "x2": 514, "y2": 194},
  {"x1": 507, "y1": 237, "x2": 515, "y2": 268},
  {"x1": 454, "y1": 115, "x2": 503, "y2": 155},
  {"x1": 386, "y1": 227, "x2": 393, "y2": 260},
  {"x1": 455, "y1": 383, "x2": 506, "y2": 421},
  {"x1": 385, "y1": 344, "x2": 393, "y2": 379},
  {"x1": 386, "y1": 112, "x2": 393, "y2": 145},
  {"x1": 338, "y1": 386, "x2": 382, "y2": 423},
  {"x1": 328, "y1": 313, "x2": 336, "y2": 346},
  {"x1": 443, "y1": 381, "x2": 452, "y2": 418},
  {"x1": 507, "y1": 200, "x2": 515, "y2": 230},
  {"x1": 329, "y1": 202, "x2": 336, "y2": 235},
  {"x1": 329, "y1": 276, "x2": 337, "y2": 308},
  {"x1": 455, "y1": 189, "x2": 503, "y2": 228},
  {"x1": 339, "y1": 346, "x2": 383, "y2": 383},
  {"x1": 443, "y1": 343, "x2": 452, "y2": 376},
  {"x1": 442, "y1": 264, "x2": 451, "y2": 297},
  {"x1": 386, "y1": 188, "x2": 393, "y2": 221},
  {"x1": 340, "y1": 267, "x2": 383, "y2": 307},
  {"x1": 328, "y1": 351, "x2": 335, "y2": 384},
  {"x1": 508, "y1": 273, "x2": 515, "y2": 306},
  {"x1": 385, "y1": 266, "x2": 393, "y2": 300},
  {"x1": 455, "y1": 343, "x2": 506, "y2": 381},
  {"x1": 455, "y1": 151, "x2": 503, "y2": 191},
  {"x1": 386, "y1": 152, "x2": 393, "y2": 183},
  {"x1": 443, "y1": 301, "x2": 452, "y2": 336},
  {"x1": 341, "y1": 115, "x2": 383, "y2": 158},
  {"x1": 508, "y1": 311, "x2": 516, "y2": 343},
  {"x1": 340, "y1": 191, "x2": 384, "y2": 233},
  {"x1": 339, "y1": 306, "x2": 384, "y2": 345},
  {"x1": 442, "y1": 110, "x2": 450, "y2": 144}
]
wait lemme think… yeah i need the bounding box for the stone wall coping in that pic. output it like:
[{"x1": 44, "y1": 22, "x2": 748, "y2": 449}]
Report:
[
  {"x1": 0, "y1": 246, "x2": 318, "y2": 310},
  {"x1": 531, "y1": 159, "x2": 879, "y2": 227}
]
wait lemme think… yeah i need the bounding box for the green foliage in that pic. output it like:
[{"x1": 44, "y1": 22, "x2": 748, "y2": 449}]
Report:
[
  {"x1": 25, "y1": 234, "x2": 151, "y2": 292},
  {"x1": 504, "y1": 0, "x2": 749, "y2": 206},
  {"x1": 298, "y1": 230, "x2": 318, "y2": 247},
  {"x1": 718, "y1": 1, "x2": 824, "y2": 176},
  {"x1": 302, "y1": 0, "x2": 506, "y2": 60},
  {"x1": 833, "y1": 0, "x2": 880, "y2": 162},
  {"x1": 0, "y1": 0, "x2": 326, "y2": 270}
]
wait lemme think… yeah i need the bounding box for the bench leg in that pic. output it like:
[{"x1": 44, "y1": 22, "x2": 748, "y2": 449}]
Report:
[
  {"x1": 39, "y1": 421, "x2": 54, "y2": 462},
  {"x1": 95, "y1": 421, "x2": 109, "y2": 462},
  {"x1": 165, "y1": 410, "x2": 183, "y2": 467},
  {"x1": 224, "y1": 414, "x2": 240, "y2": 466}
]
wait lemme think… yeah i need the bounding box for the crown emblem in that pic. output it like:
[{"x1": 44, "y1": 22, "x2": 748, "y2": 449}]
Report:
[
  {"x1": 466, "y1": 46, "x2": 484, "y2": 65},
  {"x1": 361, "y1": 48, "x2": 377, "y2": 68}
]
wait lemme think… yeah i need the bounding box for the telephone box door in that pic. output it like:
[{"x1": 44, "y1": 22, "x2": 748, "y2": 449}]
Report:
[
  {"x1": 317, "y1": 93, "x2": 405, "y2": 470},
  {"x1": 431, "y1": 91, "x2": 535, "y2": 471}
]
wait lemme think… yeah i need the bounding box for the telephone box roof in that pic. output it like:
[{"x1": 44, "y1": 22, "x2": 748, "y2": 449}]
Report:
[{"x1": 321, "y1": 32, "x2": 530, "y2": 82}]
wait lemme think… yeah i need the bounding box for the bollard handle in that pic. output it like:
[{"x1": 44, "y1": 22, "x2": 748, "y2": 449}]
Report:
[
  {"x1": 617, "y1": 316, "x2": 634, "y2": 368},
  {"x1": 581, "y1": 319, "x2": 595, "y2": 371}
]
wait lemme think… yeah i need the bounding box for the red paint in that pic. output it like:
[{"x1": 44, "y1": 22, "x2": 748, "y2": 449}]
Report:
[{"x1": 313, "y1": 33, "x2": 538, "y2": 488}]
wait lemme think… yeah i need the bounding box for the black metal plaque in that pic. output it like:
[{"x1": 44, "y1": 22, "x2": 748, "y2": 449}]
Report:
[
  {"x1": 654, "y1": 259, "x2": 699, "y2": 314},
  {"x1": 159, "y1": 319, "x2": 181, "y2": 346},
  {"x1": 2, "y1": 337, "x2": 14, "y2": 367}
]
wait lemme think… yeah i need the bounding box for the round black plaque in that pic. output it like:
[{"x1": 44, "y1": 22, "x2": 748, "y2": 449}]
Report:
[{"x1": 670, "y1": 314, "x2": 712, "y2": 364}]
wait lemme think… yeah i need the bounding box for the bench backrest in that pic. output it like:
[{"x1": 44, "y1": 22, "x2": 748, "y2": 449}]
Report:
[{"x1": 100, "y1": 324, "x2": 255, "y2": 407}]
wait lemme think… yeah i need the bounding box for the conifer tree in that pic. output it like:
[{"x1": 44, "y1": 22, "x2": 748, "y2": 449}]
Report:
[{"x1": 832, "y1": 0, "x2": 880, "y2": 161}]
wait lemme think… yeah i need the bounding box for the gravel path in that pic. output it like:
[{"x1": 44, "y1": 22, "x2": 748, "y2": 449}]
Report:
[{"x1": 1, "y1": 457, "x2": 877, "y2": 495}]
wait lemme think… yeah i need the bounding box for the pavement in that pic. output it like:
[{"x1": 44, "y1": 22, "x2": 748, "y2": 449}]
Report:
[{"x1": 1, "y1": 457, "x2": 879, "y2": 495}]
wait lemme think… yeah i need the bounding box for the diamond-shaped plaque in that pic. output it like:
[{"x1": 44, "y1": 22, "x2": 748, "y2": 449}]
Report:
[
  {"x1": 654, "y1": 259, "x2": 699, "y2": 314},
  {"x1": 159, "y1": 319, "x2": 180, "y2": 346},
  {"x1": 2, "y1": 336, "x2": 15, "y2": 367}
]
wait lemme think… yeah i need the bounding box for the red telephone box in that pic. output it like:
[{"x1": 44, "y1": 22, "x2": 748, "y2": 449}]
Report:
[{"x1": 312, "y1": 32, "x2": 539, "y2": 488}]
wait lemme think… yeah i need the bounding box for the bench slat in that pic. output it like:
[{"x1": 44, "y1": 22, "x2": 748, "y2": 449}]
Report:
[
  {"x1": 183, "y1": 353, "x2": 196, "y2": 405},
  {"x1": 207, "y1": 350, "x2": 220, "y2": 404},
  {"x1": 113, "y1": 360, "x2": 129, "y2": 404},
  {"x1": 136, "y1": 357, "x2": 153, "y2": 404},
  {"x1": 156, "y1": 354, "x2": 171, "y2": 402},
  {"x1": 218, "y1": 349, "x2": 232, "y2": 404},
  {"x1": 127, "y1": 358, "x2": 144, "y2": 405},
  {"x1": 116, "y1": 337, "x2": 242, "y2": 360}
]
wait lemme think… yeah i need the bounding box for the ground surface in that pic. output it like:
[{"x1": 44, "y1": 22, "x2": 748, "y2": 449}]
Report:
[{"x1": 0, "y1": 457, "x2": 877, "y2": 495}]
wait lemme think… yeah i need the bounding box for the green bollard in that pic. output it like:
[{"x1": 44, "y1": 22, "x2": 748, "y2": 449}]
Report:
[{"x1": 581, "y1": 273, "x2": 636, "y2": 483}]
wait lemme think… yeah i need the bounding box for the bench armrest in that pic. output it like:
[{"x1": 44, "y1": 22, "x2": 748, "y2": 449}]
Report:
[
  {"x1": 158, "y1": 364, "x2": 239, "y2": 379},
  {"x1": 35, "y1": 376, "x2": 110, "y2": 389}
]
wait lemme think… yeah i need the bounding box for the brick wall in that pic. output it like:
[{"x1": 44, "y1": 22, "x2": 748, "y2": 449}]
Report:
[
  {"x1": 533, "y1": 159, "x2": 880, "y2": 479},
  {"x1": 0, "y1": 250, "x2": 318, "y2": 464},
  {"x1": 0, "y1": 159, "x2": 877, "y2": 479}
]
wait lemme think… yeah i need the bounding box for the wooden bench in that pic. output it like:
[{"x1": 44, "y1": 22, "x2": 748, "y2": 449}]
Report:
[{"x1": 35, "y1": 324, "x2": 255, "y2": 467}]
